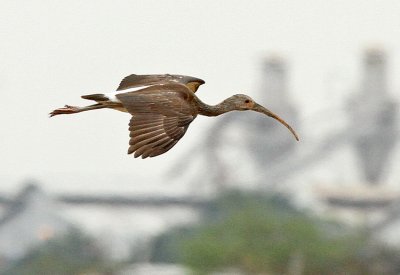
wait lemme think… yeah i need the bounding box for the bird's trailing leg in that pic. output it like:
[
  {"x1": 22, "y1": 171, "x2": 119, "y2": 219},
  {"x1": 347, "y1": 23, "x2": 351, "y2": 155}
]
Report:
[{"x1": 49, "y1": 103, "x2": 106, "y2": 117}]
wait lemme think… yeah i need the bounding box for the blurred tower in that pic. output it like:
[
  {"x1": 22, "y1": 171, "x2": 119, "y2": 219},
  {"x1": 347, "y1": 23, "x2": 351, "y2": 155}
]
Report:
[
  {"x1": 168, "y1": 56, "x2": 300, "y2": 189},
  {"x1": 259, "y1": 57, "x2": 292, "y2": 110},
  {"x1": 348, "y1": 49, "x2": 398, "y2": 184},
  {"x1": 246, "y1": 56, "x2": 299, "y2": 166}
]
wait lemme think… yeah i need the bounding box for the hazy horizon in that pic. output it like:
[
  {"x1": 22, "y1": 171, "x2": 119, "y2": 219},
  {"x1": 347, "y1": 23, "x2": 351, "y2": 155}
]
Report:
[{"x1": 1, "y1": 0, "x2": 400, "y2": 194}]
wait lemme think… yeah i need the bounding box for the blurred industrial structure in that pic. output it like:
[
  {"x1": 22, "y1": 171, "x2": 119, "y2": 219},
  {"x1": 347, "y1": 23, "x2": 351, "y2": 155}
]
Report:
[
  {"x1": 168, "y1": 56, "x2": 300, "y2": 190},
  {"x1": 170, "y1": 49, "x2": 399, "y2": 191},
  {"x1": 0, "y1": 49, "x2": 399, "y2": 270},
  {"x1": 0, "y1": 183, "x2": 202, "y2": 269},
  {"x1": 322, "y1": 49, "x2": 400, "y2": 237},
  {"x1": 348, "y1": 49, "x2": 398, "y2": 185},
  {"x1": 243, "y1": 56, "x2": 299, "y2": 167}
]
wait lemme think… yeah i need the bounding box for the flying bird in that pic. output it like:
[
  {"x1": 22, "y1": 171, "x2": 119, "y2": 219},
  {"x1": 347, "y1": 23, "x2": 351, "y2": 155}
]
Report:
[{"x1": 50, "y1": 74, "x2": 299, "y2": 158}]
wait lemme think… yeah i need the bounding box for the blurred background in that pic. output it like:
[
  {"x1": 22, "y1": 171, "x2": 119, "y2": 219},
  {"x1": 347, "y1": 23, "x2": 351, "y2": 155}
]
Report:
[{"x1": 1, "y1": 0, "x2": 400, "y2": 274}]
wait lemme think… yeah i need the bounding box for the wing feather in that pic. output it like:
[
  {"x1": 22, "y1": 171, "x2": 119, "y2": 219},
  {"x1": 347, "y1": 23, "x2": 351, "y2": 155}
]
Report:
[
  {"x1": 130, "y1": 131, "x2": 168, "y2": 148},
  {"x1": 131, "y1": 129, "x2": 166, "y2": 144},
  {"x1": 117, "y1": 74, "x2": 205, "y2": 93},
  {"x1": 149, "y1": 140, "x2": 178, "y2": 157},
  {"x1": 117, "y1": 84, "x2": 197, "y2": 158},
  {"x1": 131, "y1": 125, "x2": 164, "y2": 137}
]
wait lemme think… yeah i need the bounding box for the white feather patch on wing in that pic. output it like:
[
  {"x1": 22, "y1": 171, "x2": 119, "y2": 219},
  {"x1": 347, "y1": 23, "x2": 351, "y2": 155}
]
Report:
[{"x1": 105, "y1": 85, "x2": 152, "y2": 103}]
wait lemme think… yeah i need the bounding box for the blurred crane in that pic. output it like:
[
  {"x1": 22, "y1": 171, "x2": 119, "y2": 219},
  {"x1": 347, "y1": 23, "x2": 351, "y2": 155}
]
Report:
[
  {"x1": 348, "y1": 49, "x2": 398, "y2": 185},
  {"x1": 170, "y1": 50, "x2": 399, "y2": 192}
]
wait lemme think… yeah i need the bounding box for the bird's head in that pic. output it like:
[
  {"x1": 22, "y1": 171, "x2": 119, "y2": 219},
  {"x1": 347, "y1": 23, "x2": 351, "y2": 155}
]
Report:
[
  {"x1": 225, "y1": 94, "x2": 257, "y2": 110},
  {"x1": 225, "y1": 94, "x2": 299, "y2": 141}
]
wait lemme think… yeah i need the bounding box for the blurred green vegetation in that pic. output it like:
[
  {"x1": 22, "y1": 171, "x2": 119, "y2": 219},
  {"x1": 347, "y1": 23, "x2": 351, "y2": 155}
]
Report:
[
  {"x1": 2, "y1": 227, "x2": 116, "y2": 275},
  {"x1": 3, "y1": 190, "x2": 400, "y2": 274},
  {"x1": 150, "y1": 190, "x2": 400, "y2": 275}
]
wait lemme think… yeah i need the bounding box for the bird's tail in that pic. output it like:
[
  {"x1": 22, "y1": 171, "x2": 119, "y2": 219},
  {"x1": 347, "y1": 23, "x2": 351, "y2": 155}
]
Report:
[{"x1": 81, "y1": 93, "x2": 109, "y2": 102}]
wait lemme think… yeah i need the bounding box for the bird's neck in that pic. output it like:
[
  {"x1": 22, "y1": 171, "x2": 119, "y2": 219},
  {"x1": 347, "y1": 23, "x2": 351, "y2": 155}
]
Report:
[{"x1": 196, "y1": 98, "x2": 232, "y2": 117}]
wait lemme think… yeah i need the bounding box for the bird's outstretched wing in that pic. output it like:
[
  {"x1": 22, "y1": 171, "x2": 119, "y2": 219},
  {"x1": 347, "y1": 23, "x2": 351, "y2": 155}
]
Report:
[
  {"x1": 116, "y1": 84, "x2": 197, "y2": 158},
  {"x1": 117, "y1": 74, "x2": 205, "y2": 93}
]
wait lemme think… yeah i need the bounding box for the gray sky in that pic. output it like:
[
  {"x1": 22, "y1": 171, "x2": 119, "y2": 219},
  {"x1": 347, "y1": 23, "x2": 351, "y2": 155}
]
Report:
[{"x1": 1, "y1": 0, "x2": 400, "y2": 194}]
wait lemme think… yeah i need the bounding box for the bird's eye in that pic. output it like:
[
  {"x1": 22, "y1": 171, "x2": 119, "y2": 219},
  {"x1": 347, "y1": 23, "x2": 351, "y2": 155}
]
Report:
[{"x1": 245, "y1": 99, "x2": 250, "y2": 103}]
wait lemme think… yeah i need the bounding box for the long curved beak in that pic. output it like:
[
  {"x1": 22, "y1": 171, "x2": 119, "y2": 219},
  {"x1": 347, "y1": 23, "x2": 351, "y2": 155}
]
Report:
[{"x1": 252, "y1": 103, "x2": 299, "y2": 141}]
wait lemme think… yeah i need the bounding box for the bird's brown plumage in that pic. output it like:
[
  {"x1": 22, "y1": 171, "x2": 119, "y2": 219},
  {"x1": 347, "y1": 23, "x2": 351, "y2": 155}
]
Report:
[
  {"x1": 117, "y1": 74, "x2": 205, "y2": 93},
  {"x1": 116, "y1": 84, "x2": 197, "y2": 158},
  {"x1": 49, "y1": 73, "x2": 299, "y2": 159}
]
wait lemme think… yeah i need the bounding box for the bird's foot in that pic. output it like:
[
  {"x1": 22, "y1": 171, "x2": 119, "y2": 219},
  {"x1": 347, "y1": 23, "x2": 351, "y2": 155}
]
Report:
[{"x1": 49, "y1": 105, "x2": 81, "y2": 117}]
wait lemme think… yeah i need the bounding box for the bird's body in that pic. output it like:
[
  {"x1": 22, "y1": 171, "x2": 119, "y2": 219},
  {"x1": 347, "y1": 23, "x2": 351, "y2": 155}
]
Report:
[{"x1": 50, "y1": 74, "x2": 298, "y2": 158}]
